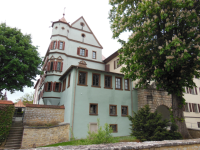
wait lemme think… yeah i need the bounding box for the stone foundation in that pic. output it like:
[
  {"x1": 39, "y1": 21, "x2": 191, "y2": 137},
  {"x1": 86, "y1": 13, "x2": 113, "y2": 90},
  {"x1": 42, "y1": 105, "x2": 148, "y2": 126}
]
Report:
[
  {"x1": 188, "y1": 128, "x2": 200, "y2": 138},
  {"x1": 21, "y1": 123, "x2": 69, "y2": 149}
]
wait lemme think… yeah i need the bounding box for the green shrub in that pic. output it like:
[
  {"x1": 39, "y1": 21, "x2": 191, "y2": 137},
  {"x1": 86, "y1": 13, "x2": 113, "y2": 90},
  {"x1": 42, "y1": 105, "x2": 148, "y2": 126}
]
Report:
[
  {"x1": 0, "y1": 104, "x2": 15, "y2": 145},
  {"x1": 76, "y1": 119, "x2": 114, "y2": 145},
  {"x1": 128, "y1": 105, "x2": 182, "y2": 142}
]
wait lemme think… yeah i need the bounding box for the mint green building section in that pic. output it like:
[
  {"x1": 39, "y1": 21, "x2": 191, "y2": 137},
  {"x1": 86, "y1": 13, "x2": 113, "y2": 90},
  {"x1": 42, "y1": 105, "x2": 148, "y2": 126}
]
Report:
[{"x1": 68, "y1": 68, "x2": 138, "y2": 139}]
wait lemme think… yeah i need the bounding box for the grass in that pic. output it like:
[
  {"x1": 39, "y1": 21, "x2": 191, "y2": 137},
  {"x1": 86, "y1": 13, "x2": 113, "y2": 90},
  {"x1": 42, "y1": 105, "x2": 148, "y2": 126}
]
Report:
[{"x1": 42, "y1": 136, "x2": 138, "y2": 147}]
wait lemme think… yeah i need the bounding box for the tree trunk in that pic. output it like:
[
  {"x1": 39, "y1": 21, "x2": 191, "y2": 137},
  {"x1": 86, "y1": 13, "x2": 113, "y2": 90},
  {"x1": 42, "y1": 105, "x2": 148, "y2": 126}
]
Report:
[{"x1": 172, "y1": 93, "x2": 192, "y2": 139}]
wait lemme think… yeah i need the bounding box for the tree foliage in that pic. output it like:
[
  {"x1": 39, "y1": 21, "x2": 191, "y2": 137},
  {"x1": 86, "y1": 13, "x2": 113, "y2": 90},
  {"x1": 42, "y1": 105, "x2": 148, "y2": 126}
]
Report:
[
  {"x1": 128, "y1": 105, "x2": 182, "y2": 141},
  {"x1": 0, "y1": 23, "x2": 42, "y2": 96},
  {"x1": 15, "y1": 92, "x2": 34, "y2": 105},
  {"x1": 109, "y1": 0, "x2": 200, "y2": 96},
  {"x1": 109, "y1": 0, "x2": 200, "y2": 138}
]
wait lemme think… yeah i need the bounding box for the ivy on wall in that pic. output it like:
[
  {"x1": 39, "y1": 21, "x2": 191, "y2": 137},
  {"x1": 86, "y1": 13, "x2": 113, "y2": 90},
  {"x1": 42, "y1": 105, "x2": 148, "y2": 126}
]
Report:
[{"x1": 0, "y1": 104, "x2": 15, "y2": 145}]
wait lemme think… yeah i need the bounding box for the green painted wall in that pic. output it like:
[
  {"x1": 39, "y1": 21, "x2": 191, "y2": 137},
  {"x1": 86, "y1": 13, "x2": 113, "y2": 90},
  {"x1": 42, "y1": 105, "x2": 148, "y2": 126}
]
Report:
[{"x1": 68, "y1": 68, "x2": 138, "y2": 139}]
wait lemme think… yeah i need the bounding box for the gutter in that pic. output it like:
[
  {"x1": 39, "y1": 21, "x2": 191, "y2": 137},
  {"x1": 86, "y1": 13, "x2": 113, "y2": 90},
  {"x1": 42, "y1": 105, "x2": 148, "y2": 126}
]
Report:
[{"x1": 71, "y1": 67, "x2": 78, "y2": 138}]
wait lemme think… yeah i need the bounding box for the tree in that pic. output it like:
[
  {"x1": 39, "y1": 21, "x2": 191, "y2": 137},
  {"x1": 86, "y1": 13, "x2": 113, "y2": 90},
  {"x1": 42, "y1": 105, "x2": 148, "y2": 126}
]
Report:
[
  {"x1": 128, "y1": 105, "x2": 182, "y2": 141},
  {"x1": 15, "y1": 92, "x2": 34, "y2": 105},
  {"x1": 109, "y1": 0, "x2": 200, "y2": 138},
  {"x1": 0, "y1": 23, "x2": 42, "y2": 97}
]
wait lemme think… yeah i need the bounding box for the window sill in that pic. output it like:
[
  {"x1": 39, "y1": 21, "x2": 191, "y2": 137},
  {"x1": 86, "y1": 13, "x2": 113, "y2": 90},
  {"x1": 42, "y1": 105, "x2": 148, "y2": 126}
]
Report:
[
  {"x1": 115, "y1": 88, "x2": 123, "y2": 91},
  {"x1": 110, "y1": 115, "x2": 118, "y2": 116},
  {"x1": 104, "y1": 87, "x2": 113, "y2": 89},
  {"x1": 89, "y1": 114, "x2": 98, "y2": 116},
  {"x1": 77, "y1": 84, "x2": 88, "y2": 86},
  {"x1": 78, "y1": 55, "x2": 87, "y2": 57},
  {"x1": 125, "y1": 89, "x2": 130, "y2": 91},
  {"x1": 91, "y1": 85, "x2": 101, "y2": 88}
]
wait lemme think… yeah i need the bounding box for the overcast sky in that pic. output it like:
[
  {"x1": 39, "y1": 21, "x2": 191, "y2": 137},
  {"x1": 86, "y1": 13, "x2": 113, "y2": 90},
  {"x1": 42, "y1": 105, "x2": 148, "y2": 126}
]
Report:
[{"x1": 1, "y1": 0, "x2": 130, "y2": 102}]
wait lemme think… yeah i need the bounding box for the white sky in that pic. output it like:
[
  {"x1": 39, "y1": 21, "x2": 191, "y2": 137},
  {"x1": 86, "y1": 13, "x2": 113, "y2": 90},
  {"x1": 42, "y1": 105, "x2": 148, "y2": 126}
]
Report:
[{"x1": 1, "y1": 0, "x2": 130, "y2": 102}]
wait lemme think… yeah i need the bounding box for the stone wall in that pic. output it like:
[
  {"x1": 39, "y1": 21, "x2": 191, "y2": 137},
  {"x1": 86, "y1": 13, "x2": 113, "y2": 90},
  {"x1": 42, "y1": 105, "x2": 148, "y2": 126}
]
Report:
[
  {"x1": 21, "y1": 123, "x2": 70, "y2": 149},
  {"x1": 136, "y1": 84, "x2": 172, "y2": 112},
  {"x1": 188, "y1": 128, "x2": 200, "y2": 138},
  {"x1": 23, "y1": 104, "x2": 65, "y2": 125}
]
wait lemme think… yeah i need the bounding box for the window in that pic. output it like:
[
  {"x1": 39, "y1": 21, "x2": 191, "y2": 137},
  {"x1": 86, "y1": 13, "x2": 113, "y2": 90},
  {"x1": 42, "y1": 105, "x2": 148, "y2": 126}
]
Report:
[
  {"x1": 92, "y1": 73, "x2": 100, "y2": 87},
  {"x1": 124, "y1": 79, "x2": 129, "y2": 90},
  {"x1": 89, "y1": 123, "x2": 98, "y2": 133},
  {"x1": 110, "y1": 124, "x2": 118, "y2": 133},
  {"x1": 105, "y1": 75, "x2": 112, "y2": 89},
  {"x1": 68, "y1": 74, "x2": 71, "y2": 88},
  {"x1": 198, "y1": 122, "x2": 200, "y2": 128},
  {"x1": 78, "y1": 71, "x2": 87, "y2": 86},
  {"x1": 47, "y1": 82, "x2": 51, "y2": 92},
  {"x1": 59, "y1": 42, "x2": 63, "y2": 49},
  {"x1": 50, "y1": 62, "x2": 54, "y2": 71},
  {"x1": 114, "y1": 59, "x2": 121, "y2": 69},
  {"x1": 92, "y1": 51, "x2": 96, "y2": 59},
  {"x1": 190, "y1": 87, "x2": 197, "y2": 95},
  {"x1": 121, "y1": 106, "x2": 128, "y2": 116},
  {"x1": 193, "y1": 104, "x2": 198, "y2": 112},
  {"x1": 110, "y1": 105, "x2": 117, "y2": 116},
  {"x1": 77, "y1": 47, "x2": 88, "y2": 57},
  {"x1": 80, "y1": 48, "x2": 85, "y2": 56},
  {"x1": 56, "y1": 62, "x2": 61, "y2": 71},
  {"x1": 184, "y1": 103, "x2": 189, "y2": 112},
  {"x1": 115, "y1": 77, "x2": 122, "y2": 90},
  {"x1": 62, "y1": 78, "x2": 66, "y2": 92},
  {"x1": 55, "y1": 83, "x2": 59, "y2": 92},
  {"x1": 53, "y1": 41, "x2": 56, "y2": 49},
  {"x1": 89, "y1": 103, "x2": 98, "y2": 115}
]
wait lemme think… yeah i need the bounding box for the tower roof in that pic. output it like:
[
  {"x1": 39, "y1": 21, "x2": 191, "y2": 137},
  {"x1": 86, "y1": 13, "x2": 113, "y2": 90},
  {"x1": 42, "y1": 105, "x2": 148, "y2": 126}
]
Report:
[
  {"x1": 15, "y1": 100, "x2": 25, "y2": 108},
  {"x1": 59, "y1": 14, "x2": 67, "y2": 23}
]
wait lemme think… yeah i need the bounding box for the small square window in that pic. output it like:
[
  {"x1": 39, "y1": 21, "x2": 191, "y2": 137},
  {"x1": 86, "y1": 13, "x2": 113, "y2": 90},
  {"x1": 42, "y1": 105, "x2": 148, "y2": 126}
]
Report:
[
  {"x1": 105, "y1": 75, "x2": 112, "y2": 88},
  {"x1": 110, "y1": 105, "x2": 117, "y2": 116},
  {"x1": 55, "y1": 83, "x2": 59, "y2": 92},
  {"x1": 198, "y1": 122, "x2": 200, "y2": 128},
  {"x1": 110, "y1": 124, "x2": 118, "y2": 133},
  {"x1": 92, "y1": 73, "x2": 100, "y2": 87},
  {"x1": 121, "y1": 106, "x2": 128, "y2": 116},
  {"x1": 184, "y1": 103, "x2": 189, "y2": 112},
  {"x1": 57, "y1": 62, "x2": 61, "y2": 71},
  {"x1": 47, "y1": 82, "x2": 51, "y2": 92},
  {"x1": 53, "y1": 41, "x2": 56, "y2": 49},
  {"x1": 124, "y1": 79, "x2": 129, "y2": 90},
  {"x1": 115, "y1": 77, "x2": 122, "y2": 90},
  {"x1": 59, "y1": 42, "x2": 63, "y2": 49},
  {"x1": 92, "y1": 51, "x2": 96, "y2": 59},
  {"x1": 89, "y1": 103, "x2": 98, "y2": 115},
  {"x1": 80, "y1": 48, "x2": 85, "y2": 56},
  {"x1": 78, "y1": 71, "x2": 87, "y2": 86},
  {"x1": 50, "y1": 62, "x2": 54, "y2": 71}
]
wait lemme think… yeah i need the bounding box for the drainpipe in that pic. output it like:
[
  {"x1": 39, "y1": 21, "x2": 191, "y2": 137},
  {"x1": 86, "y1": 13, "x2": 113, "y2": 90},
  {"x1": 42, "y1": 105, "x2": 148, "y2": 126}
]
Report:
[
  {"x1": 130, "y1": 80, "x2": 133, "y2": 117},
  {"x1": 71, "y1": 67, "x2": 78, "y2": 138}
]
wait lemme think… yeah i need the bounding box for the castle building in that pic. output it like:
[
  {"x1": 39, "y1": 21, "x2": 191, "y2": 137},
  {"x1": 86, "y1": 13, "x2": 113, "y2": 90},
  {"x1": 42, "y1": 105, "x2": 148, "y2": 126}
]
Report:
[{"x1": 34, "y1": 15, "x2": 200, "y2": 139}]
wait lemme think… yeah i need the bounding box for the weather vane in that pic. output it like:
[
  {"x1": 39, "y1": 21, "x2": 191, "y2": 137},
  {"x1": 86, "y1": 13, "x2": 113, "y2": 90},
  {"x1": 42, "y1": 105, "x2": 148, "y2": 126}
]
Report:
[{"x1": 63, "y1": 7, "x2": 66, "y2": 17}]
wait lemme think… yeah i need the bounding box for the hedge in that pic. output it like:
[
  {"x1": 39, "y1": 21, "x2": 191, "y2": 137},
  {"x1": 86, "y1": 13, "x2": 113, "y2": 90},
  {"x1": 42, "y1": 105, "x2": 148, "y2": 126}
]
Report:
[{"x1": 0, "y1": 104, "x2": 15, "y2": 145}]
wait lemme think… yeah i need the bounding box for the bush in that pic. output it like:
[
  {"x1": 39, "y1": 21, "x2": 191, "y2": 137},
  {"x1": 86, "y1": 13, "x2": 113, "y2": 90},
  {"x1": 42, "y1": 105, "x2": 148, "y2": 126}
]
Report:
[
  {"x1": 0, "y1": 104, "x2": 15, "y2": 145},
  {"x1": 75, "y1": 119, "x2": 115, "y2": 145},
  {"x1": 128, "y1": 105, "x2": 182, "y2": 142}
]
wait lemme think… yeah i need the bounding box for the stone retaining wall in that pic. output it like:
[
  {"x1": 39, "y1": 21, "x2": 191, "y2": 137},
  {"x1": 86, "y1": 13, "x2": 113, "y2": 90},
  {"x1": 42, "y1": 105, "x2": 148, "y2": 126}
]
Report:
[
  {"x1": 188, "y1": 128, "x2": 200, "y2": 138},
  {"x1": 22, "y1": 138, "x2": 200, "y2": 150},
  {"x1": 21, "y1": 123, "x2": 70, "y2": 149},
  {"x1": 23, "y1": 104, "x2": 65, "y2": 125}
]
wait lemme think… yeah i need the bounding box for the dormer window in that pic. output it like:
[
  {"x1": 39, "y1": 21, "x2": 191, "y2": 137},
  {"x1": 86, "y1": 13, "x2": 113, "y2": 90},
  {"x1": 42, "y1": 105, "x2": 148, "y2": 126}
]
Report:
[{"x1": 80, "y1": 48, "x2": 85, "y2": 56}]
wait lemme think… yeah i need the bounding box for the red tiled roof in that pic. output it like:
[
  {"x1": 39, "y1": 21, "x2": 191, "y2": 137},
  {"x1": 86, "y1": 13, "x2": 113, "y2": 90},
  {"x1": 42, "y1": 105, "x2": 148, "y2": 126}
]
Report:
[
  {"x1": 15, "y1": 100, "x2": 25, "y2": 108},
  {"x1": 0, "y1": 100, "x2": 14, "y2": 105}
]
